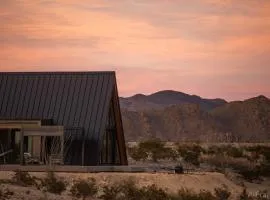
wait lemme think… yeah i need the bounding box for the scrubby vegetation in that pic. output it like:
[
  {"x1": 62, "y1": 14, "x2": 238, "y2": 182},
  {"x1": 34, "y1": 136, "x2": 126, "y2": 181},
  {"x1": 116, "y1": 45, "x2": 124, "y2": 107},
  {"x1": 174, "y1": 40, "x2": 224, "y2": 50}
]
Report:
[
  {"x1": 70, "y1": 178, "x2": 98, "y2": 199},
  {"x1": 128, "y1": 141, "x2": 270, "y2": 182},
  {"x1": 12, "y1": 170, "x2": 37, "y2": 186},
  {"x1": 100, "y1": 179, "x2": 170, "y2": 200},
  {"x1": 0, "y1": 187, "x2": 14, "y2": 200},
  {"x1": 0, "y1": 171, "x2": 269, "y2": 200},
  {"x1": 99, "y1": 180, "x2": 269, "y2": 200},
  {"x1": 128, "y1": 139, "x2": 178, "y2": 162},
  {"x1": 100, "y1": 179, "x2": 232, "y2": 200},
  {"x1": 41, "y1": 171, "x2": 66, "y2": 194}
]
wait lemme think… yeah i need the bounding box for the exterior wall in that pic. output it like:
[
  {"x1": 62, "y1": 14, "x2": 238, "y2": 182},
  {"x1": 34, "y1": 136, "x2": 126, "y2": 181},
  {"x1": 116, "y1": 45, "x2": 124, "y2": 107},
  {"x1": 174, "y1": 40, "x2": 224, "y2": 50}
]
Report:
[{"x1": 32, "y1": 136, "x2": 41, "y2": 158}]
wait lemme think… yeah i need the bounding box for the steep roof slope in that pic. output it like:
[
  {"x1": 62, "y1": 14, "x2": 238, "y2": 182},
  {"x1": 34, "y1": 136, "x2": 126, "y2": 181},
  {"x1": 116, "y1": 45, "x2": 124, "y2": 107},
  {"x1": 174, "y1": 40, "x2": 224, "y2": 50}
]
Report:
[{"x1": 0, "y1": 71, "x2": 121, "y2": 164}]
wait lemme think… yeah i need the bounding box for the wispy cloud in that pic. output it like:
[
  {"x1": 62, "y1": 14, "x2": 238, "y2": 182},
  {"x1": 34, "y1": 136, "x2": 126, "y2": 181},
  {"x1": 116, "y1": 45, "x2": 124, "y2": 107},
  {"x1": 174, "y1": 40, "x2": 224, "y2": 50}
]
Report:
[{"x1": 0, "y1": 0, "x2": 269, "y2": 100}]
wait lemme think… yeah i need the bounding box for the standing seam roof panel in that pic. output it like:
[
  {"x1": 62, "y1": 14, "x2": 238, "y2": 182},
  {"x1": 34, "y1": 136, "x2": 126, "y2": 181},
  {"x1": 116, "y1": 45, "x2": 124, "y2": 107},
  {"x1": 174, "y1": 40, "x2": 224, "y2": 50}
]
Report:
[
  {"x1": 53, "y1": 76, "x2": 67, "y2": 124},
  {"x1": 11, "y1": 77, "x2": 22, "y2": 118},
  {"x1": 21, "y1": 77, "x2": 34, "y2": 118},
  {"x1": 0, "y1": 76, "x2": 7, "y2": 112},
  {"x1": 49, "y1": 76, "x2": 62, "y2": 121},
  {"x1": 0, "y1": 72, "x2": 120, "y2": 165},
  {"x1": 17, "y1": 76, "x2": 30, "y2": 118},
  {"x1": 69, "y1": 75, "x2": 83, "y2": 127},
  {"x1": 43, "y1": 75, "x2": 56, "y2": 119},
  {"x1": 92, "y1": 74, "x2": 107, "y2": 141},
  {"x1": 87, "y1": 74, "x2": 104, "y2": 140},
  {"x1": 6, "y1": 76, "x2": 19, "y2": 118},
  {"x1": 38, "y1": 76, "x2": 51, "y2": 119},
  {"x1": 28, "y1": 77, "x2": 40, "y2": 118},
  {"x1": 58, "y1": 76, "x2": 72, "y2": 125},
  {"x1": 97, "y1": 75, "x2": 114, "y2": 147},
  {"x1": 83, "y1": 75, "x2": 99, "y2": 139},
  {"x1": 62, "y1": 77, "x2": 77, "y2": 125},
  {"x1": 74, "y1": 75, "x2": 88, "y2": 127},
  {"x1": 1, "y1": 77, "x2": 13, "y2": 116},
  {"x1": 33, "y1": 76, "x2": 46, "y2": 118}
]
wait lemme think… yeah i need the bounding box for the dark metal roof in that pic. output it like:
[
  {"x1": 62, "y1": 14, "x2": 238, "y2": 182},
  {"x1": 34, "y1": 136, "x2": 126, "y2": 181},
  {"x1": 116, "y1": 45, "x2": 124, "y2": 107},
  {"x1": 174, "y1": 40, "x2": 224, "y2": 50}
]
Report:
[{"x1": 0, "y1": 71, "x2": 116, "y2": 142}]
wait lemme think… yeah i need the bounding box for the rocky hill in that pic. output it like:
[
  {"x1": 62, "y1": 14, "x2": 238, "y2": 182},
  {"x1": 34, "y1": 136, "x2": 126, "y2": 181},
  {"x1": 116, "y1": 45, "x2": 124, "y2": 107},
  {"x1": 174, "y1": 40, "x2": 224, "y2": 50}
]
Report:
[
  {"x1": 120, "y1": 91, "x2": 270, "y2": 142},
  {"x1": 210, "y1": 95, "x2": 270, "y2": 142},
  {"x1": 120, "y1": 90, "x2": 227, "y2": 111}
]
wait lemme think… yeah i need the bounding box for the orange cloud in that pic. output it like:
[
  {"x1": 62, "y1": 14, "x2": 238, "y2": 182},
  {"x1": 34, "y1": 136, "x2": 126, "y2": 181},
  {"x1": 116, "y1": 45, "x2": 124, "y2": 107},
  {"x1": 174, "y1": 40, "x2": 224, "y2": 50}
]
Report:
[{"x1": 1, "y1": 0, "x2": 270, "y2": 100}]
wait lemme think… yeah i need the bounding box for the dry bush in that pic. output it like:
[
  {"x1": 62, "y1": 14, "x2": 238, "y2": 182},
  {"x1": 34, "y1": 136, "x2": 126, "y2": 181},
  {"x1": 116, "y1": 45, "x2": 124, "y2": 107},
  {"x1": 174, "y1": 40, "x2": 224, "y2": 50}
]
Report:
[
  {"x1": 214, "y1": 184, "x2": 231, "y2": 200},
  {"x1": 173, "y1": 188, "x2": 216, "y2": 200},
  {"x1": 70, "y1": 178, "x2": 98, "y2": 199},
  {"x1": 200, "y1": 155, "x2": 253, "y2": 169},
  {"x1": 177, "y1": 143, "x2": 203, "y2": 166},
  {"x1": 41, "y1": 171, "x2": 66, "y2": 194},
  {"x1": 0, "y1": 187, "x2": 14, "y2": 200},
  {"x1": 100, "y1": 179, "x2": 169, "y2": 200},
  {"x1": 128, "y1": 139, "x2": 179, "y2": 162},
  {"x1": 100, "y1": 184, "x2": 121, "y2": 200},
  {"x1": 11, "y1": 170, "x2": 37, "y2": 187}
]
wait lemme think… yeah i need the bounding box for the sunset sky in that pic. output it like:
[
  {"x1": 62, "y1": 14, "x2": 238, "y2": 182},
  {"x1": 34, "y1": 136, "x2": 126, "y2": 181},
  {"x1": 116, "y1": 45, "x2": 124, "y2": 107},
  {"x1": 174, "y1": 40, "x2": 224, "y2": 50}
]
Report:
[{"x1": 1, "y1": 0, "x2": 270, "y2": 101}]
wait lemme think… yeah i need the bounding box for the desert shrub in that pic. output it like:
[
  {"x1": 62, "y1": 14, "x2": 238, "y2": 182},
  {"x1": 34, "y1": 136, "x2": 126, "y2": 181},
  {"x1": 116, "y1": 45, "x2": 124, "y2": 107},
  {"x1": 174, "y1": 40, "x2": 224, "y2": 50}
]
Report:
[
  {"x1": 237, "y1": 162, "x2": 270, "y2": 181},
  {"x1": 100, "y1": 179, "x2": 139, "y2": 200},
  {"x1": 70, "y1": 178, "x2": 98, "y2": 199},
  {"x1": 11, "y1": 170, "x2": 36, "y2": 186},
  {"x1": 128, "y1": 146, "x2": 148, "y2": 161},
  {"x1": 119, "y1": 179, "x2": 142, "y2": 200},
  {"x1": 177, "y1": 144, "x2": 204, "y2": 155},
  {"x1": 100, "y1": 179, "x2": 169, "y2": 200},
  {"x1": 138, "y1": 139, "x2": 168, "y2": 162},
  {"x1": 244, "y1": 145, "x2": 270, "y2": 162},
  {"x1": 182, "y1": 150, "x2": 200, "y2": 166},
  {"x1": 174, "y1": 188, "x2": 215, "y2": 200},
  {"x1": 177, "y1": 144, "x2": 201, "y2": 166},
  {"x1": 258, "y1": 162, "x2": 270, "y2": 177},
  {"x1": 206, "y1": 145, "x2": 224, "y2": 155},
  {"x1": 200, "y1": 155, "x2": 226, "y2": 169},
  {"x1": 130, "y1": 139, "x2": 176, "y2": 162},
  {"x1": 226, "y1": 146, "x2": 244, "y2": 158},
  {"x1": 201, "y1": 154, "x2": 261, "y2": 180},
  {"x1": 141, "y1": 184, "x2": 169, "y2": 200},
  {"x1": 214, "y1": 184, "x2": 231, "y2": 200},
  {"x1": 260, "y1": 147, "x2": 270, "y2": 162},
  {"x1": 100, "y1": 184, "x2": 121, "y2": 200},
  {"x1": 162, "y1": 147, "x2": 179, "y2": 161},
  {"x1": 42, "y1": 171, "x2": 66, "y2": 194},
  {"x1": 0, "y1": 187, "x2": 14, "y2": 200}
]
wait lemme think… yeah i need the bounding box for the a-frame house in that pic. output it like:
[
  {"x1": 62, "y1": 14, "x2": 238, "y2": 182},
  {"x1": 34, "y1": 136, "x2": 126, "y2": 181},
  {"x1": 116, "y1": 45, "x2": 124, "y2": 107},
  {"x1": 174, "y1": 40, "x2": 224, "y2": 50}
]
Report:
[{"x1": 0, "y1": 71, "x2": 128, "y2": 166}]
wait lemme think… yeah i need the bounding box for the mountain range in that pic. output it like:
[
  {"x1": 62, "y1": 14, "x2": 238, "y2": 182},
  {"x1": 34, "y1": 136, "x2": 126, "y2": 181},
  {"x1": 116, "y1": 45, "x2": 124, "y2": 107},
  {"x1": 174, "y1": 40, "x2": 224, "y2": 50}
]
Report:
[{"x1": 119, "y1": 91, "x2": 270, "y2": 142}]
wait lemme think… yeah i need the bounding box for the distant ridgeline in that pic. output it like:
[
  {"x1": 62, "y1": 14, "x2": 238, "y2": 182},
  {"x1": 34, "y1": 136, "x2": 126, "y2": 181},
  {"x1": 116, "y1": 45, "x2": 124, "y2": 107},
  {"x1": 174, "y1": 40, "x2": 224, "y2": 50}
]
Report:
[{"x1": 120, "y1": 91, "x2": 270, "y2": 142}]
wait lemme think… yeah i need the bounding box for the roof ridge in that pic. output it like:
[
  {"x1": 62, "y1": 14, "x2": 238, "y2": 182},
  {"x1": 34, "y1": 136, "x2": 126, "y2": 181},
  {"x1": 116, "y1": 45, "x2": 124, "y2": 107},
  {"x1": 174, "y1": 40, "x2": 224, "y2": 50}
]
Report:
[{"x1": 0, "y1": 71, "x2": 115, "y2": 74}]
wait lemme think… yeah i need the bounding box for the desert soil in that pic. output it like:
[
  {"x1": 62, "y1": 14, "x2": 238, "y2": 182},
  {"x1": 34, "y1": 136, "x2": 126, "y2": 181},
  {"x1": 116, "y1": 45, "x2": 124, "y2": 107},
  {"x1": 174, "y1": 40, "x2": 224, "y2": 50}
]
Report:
[{"x1": 0, "y1": 171, "x2": 269, "y2": 200}]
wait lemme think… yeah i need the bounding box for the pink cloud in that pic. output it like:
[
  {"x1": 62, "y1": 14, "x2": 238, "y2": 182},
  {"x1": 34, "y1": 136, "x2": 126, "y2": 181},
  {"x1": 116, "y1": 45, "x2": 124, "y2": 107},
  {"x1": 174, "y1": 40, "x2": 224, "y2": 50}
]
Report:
[{"x1": 0, "y1": 0, "x2": 269, "y2": 100}]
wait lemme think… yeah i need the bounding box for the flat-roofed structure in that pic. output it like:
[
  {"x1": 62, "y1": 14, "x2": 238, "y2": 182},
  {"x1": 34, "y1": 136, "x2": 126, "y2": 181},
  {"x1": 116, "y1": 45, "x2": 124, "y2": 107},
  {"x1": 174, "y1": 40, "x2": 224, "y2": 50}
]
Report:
[{"x1": 0, "y1": 71, "x2": 127, "y2": 166}]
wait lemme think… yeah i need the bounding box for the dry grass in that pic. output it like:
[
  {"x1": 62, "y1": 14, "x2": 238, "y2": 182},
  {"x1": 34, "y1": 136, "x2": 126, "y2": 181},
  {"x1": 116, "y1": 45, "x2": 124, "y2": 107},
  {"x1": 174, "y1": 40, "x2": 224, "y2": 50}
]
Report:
[{"x1": 0, "y1": 171, "x2": 269, "y2": 199}]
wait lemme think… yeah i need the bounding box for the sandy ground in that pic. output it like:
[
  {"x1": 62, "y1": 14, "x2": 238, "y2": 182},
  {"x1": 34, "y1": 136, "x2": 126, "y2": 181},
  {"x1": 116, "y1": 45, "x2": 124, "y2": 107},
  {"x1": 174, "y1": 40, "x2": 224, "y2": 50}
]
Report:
[{"x1": 0, "y1": 171, "x2": 269, "y2": 199}]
